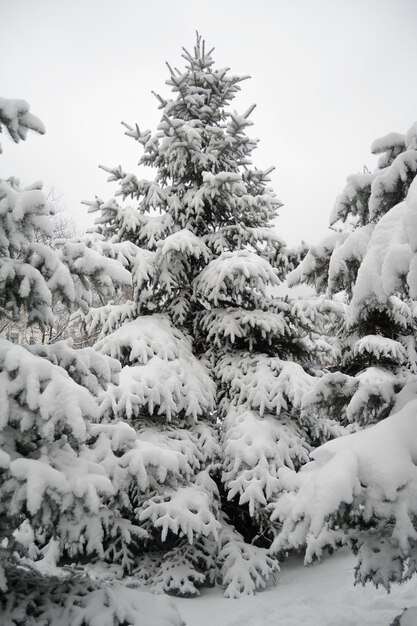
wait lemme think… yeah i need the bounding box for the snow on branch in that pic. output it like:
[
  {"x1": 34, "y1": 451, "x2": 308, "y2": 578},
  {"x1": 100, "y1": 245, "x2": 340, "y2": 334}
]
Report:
[
  {"x1": 96, "y1": 316, "x2": 216, "y2": 421},
  {"x1": 217, "y1": 514, "x2": 279, "y2": 598},
  {"x1": 0, "y1": 96, "x2": 45, "y2": 153},
  {"x1": 222, "y1": 409, "x2": 310, "y2": 515},
  {"x1": 271, "y1": 399, "x2": 417, "y2": 588},
  {"x1": 0, "y1": 339, "x2": 95, "y2": 441},
  {"x1": 198, "y1": 307, "x2": 291, "y2": 349},
  {"x1": 195, "y1": 250, "x2": 279, "y2": 305},
  {"x1": 217, "y1": 352, "x2": 314, "y2": 418},
  {"x1": 139, "y1": 476, "x2": 221, "y2": 544},
  {"x1": 352, "y1": 177, "x2": 417, "y2": 311}
]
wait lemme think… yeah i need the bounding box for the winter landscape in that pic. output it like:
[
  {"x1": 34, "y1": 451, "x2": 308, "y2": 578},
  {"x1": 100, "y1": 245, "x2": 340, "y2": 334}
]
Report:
[{"x1": 2, "y1": 1, "x2": 417, "y2": 624}]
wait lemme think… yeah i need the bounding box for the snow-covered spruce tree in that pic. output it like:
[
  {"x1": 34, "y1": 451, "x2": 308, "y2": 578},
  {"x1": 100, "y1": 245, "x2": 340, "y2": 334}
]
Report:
[
  {"x1": 290, "y1": 123, "x2": 417, "y2": 431},
  {"x1": 271, "y1": 122, "x2": 417, "y2": 590},
  {"x1": 0, "y1": 97, "x2": 182, "y2": 626},
  {"x1": 84, "y1": 35, "x2": 325, "y2": 596}
]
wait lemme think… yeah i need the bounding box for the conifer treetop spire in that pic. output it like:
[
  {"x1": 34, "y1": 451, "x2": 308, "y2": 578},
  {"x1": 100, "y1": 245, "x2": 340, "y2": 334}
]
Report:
[{"x1": 87, "y1": 34, "x2": 285, "y2": 329}]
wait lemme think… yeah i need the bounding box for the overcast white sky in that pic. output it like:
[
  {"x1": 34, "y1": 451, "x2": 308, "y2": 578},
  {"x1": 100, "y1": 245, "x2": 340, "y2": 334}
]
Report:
[{"x1": 2, "y1": 0, "x2": 417, "y2": 245}]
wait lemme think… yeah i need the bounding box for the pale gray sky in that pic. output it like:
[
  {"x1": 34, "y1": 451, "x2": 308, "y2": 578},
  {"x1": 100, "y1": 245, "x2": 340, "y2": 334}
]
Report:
[{"x1": 2, "y1": 0, "x2": 417, "y2": 245}]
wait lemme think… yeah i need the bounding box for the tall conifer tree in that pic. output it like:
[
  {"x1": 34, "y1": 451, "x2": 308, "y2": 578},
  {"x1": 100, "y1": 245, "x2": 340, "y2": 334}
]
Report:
[{"x1": 86, "y1": 35, "x2": 322, "y2": 596}]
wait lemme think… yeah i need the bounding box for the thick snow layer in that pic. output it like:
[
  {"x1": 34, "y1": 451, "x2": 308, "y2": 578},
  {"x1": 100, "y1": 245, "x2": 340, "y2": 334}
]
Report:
[
  {"x1": 57, "y1": 239, "x2": 132, "y2": 291},
  {"x1": 288, "y1": 231, "x2": 346, "y2": 292},
  {"x1": 200, "y1": 307, "x2": 290, "y2": 348},
  {"x1": 0, "y1": 96, "x2": 45, "y2": 152},
  {"x1": 222, "y1": 410, "x2": 310, "y2": 514},
  {"x1": 173, "y1": 549, "x2": 416, "y2": 626},
  {"x1": 270, "y1": 397, "x2": 417, "y2": 591},
  {"x1": 280, "y1": 397, "x2": 417, "y2": 513},
  {"x1": 139, "y1": 478, "x2": 221, "y2": 543},
  {"x1": 352, "y1": 177, "x2": 417, "y2": 308},
  {"x1": 95, "y1": 316, "x2": 184, "y2": 364},
  {"x1": 327, "y1": 223, "x2": 373, "y2": 293},
  {"x1": 352, "y1": 334, "x2": 407, "y2": 363},
  {"x1": 135, "y1": 213, "x2": 174, "y2": 248},
  {"x1": 0, "y1": 339, "x2": 96, "y2": 440},
  {"x1": 80, "y1": 300, "x2": 137, "y2": 341},
  {"x1": 28, "y1": 339, "x2": 120, "y2": 395},
  {"x1": 0, "y1": 178, "x2": 53, "y2": 257},
  {"x1": 158, "y1": 228, "x2": 210, "y2": 260},
  {"x1": 217, "y1": 515, "x2": 279, "y2": 598},
  {"x1": 371, "y1": 132, "x2": 406, "y2": 155},
  {"x1": 90, "y1": 239, "x2": 141, "y2": 268},
  {"x1": 195, "y1": 250, "x2": 279, "y2": 305},
  {"x1": 96, "y1": 316, "x2": 215, "y2": 420},
  {"x1": 330, "y1": 172, "x2": 376, "y2": 226},
  {"x1": 218, "y1": 353, "x2": 315, "y2": 418},
  {"x1": 302, "y1": 367, "x2": 398, "y2": 429},
  {"x1": 369, "y1": 150, "x2": 417, "y2": 220}
]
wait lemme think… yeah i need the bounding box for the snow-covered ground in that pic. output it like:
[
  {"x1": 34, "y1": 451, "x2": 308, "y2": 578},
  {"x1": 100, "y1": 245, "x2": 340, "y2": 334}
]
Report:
[{"x1": 174, "y1": 550, "x2": 415, "y2": 626}]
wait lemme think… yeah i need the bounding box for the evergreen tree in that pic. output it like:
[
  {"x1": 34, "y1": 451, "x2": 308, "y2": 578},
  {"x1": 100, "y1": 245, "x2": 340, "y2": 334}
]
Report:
[
  {"x1": 290, "y1": 123, "x2": 417, "y2": 430},
  {"x1": 85, "y1": 35, "x2": 323, "y2": 595},
  {"x1": 272, "y1": 121, "x2": 417, "y2": 590},
  {"x1": 0, "y1": 97, "x2": 182, "y2": 625}
]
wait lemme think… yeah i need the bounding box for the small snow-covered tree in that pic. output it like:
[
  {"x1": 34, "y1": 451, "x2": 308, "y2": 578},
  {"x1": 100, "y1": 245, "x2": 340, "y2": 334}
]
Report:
[
  {"x1": 0, "y1": 97, "x2": 183, "y2": 626},
  {"x1": 85, "y1": 35, "x2": 324, "y2": 595},
  {"x1": 272, "y1": 121, "x2": 417, "y2": 590}
]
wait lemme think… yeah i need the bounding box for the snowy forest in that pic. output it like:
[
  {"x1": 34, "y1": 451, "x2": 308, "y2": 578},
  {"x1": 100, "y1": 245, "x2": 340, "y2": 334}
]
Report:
[{"x1": 2, "y1": 29, "x2": 417, "y2": 626}]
